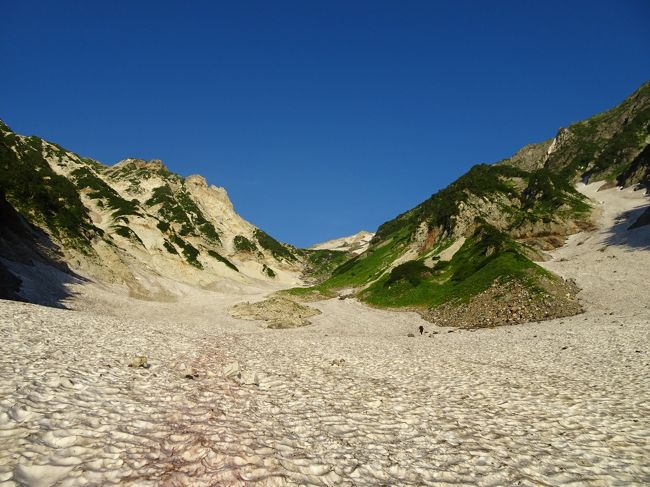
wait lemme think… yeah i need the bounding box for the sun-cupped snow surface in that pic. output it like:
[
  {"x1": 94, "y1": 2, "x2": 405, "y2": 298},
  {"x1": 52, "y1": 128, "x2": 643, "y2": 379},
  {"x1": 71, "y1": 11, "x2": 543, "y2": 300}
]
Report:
[{"x1": 0, "y1": 183, "x2": 649, "y2": 486}]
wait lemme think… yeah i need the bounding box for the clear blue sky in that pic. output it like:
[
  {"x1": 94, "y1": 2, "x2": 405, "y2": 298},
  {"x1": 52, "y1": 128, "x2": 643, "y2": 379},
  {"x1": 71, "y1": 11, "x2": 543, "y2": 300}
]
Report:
[{"x1": 1, "y1": 1, "x2": 649, "y2": 247}]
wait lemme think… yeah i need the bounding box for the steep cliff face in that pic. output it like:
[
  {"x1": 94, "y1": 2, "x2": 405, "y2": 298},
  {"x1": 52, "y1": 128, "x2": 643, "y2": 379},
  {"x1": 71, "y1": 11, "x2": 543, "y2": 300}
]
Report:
[{"x1": 0, "y1": 121, "x2": 304, "y2": 300}]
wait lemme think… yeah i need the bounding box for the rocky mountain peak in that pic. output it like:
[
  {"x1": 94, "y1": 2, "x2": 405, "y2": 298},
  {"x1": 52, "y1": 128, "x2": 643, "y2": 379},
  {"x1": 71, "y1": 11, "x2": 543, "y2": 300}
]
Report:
[
  {"x1": 185, "y1": 175, "x2": 233, "y2": 211},
  {"x1": 112, "y1": 158, "x2": 169, "y2": 173},
  {"x1": 185, "y1": 174, "x2": 208, "y2": 187}
]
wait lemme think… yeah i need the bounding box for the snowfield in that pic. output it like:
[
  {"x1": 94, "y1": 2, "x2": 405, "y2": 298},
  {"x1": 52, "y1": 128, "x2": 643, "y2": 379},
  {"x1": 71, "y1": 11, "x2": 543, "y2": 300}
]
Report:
[{"x1": 1, "y1": 183, "x2": 649, "y2": 486}]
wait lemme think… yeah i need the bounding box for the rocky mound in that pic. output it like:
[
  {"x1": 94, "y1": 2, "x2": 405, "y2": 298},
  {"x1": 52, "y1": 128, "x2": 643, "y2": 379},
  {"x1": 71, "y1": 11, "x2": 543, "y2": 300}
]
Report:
[
  {"x1": 230, "y1": 297, "x2": 321, "y2": 328},
  {"x1": 423, "y1": 275, "x2": 582, "y2": 328}
]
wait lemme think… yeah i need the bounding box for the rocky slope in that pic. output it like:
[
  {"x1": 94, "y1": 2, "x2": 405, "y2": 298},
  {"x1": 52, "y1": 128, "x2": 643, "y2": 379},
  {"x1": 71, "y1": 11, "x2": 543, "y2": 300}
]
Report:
[
  {"x1": 0, "y1": 121, "x2": 305, "y2": 301},
  {"x1": 501, "y1": 81, "x2": 650, "y2": 186},
  {"x1": 295, "y1": 81, "x2": 650, "y2": 326}
]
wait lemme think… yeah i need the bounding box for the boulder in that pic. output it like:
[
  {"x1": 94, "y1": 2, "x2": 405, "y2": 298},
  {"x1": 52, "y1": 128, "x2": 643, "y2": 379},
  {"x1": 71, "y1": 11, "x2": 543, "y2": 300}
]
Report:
[
  {"x1": 128, "y1": 356, "x2": 149, "y2": 368},
  {"x1": 240, "y1": 370, "x2": 259, "y2": 386},
  {"x1": 223, "y1": 361, "x2": 241, "y2": 379}
]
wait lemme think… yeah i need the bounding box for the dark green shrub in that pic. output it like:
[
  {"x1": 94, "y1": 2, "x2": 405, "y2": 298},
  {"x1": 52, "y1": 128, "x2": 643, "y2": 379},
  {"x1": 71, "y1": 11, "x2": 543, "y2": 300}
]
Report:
[
  {"x1": 170, "y1": 235, "x2": 202, "y2": 268},
  {"x1": 254, "y1": 229, "x2": 296, "y2": 261},
  {"x1": 207, "y1": 250, "x2": 239, "y2": 272},
  {"x1": 262, "y1": 264, "x2": 276, "y2": 278},
  {"x1": 234, "y1": 235, "x2": 258, "y2": 253},
  {"x1": 384, "y1": 260, "x2": 431, "y2": 287}
]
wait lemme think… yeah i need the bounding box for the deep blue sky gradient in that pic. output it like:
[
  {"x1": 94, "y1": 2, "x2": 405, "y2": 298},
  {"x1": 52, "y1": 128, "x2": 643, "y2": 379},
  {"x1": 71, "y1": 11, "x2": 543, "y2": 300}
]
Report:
[{"x1": 1, "y1": 1, "x2": 649, "y2": 246}]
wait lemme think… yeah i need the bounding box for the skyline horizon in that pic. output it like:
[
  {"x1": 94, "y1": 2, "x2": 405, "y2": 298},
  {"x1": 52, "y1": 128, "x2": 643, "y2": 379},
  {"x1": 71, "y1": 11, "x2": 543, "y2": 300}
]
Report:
[
  {"x1": 2, "y1": 1, "x2": 649, "y2": 247},
  {"x1": 2, "y1": 78, "x2": 648, "y2": 247}
]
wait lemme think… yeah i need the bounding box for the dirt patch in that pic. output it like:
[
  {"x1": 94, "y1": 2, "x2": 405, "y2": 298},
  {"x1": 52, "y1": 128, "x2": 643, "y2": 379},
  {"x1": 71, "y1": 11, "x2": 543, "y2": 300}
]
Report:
[{"x1": 230, "y1": 296, "x2": 322, "y2": 328}]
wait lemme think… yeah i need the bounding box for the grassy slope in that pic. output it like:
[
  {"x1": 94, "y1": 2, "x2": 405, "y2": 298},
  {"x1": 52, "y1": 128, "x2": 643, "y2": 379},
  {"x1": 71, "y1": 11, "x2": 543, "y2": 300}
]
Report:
[
  {"x1": 374, "y1": 164, "x2": 527, "y2": 243},
  {"x1": 297, "y1": 248, "x2": 358, "y2": 283},
  {"x1": 303, "y1": 163, "x2": 589, "y2": 294},
  {"x1": 360, "y1": 223, "x2": 547, "y2": 308},
  {"x1": 293, "y1": 81, "x2": 649, "y2": 308}
]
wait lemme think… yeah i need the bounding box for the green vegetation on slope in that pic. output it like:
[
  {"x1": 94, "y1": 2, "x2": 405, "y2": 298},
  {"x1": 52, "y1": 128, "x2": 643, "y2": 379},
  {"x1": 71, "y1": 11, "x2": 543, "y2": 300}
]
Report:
[
  {"x1": 324, "y1": 225, "x2": 412, "y2": 290},
  {"x1": 513, "y1": 168, "x2": 592, "y2": 227},
  {"x1": 310, "y1": 164, "x2": 552, "y2": 294},
  {"x1": 361, "y1": 223, "x2": 545, "y2": 308},
  {"x1": 234, "y1": 235, "x2": 258, "y2": 253},
  {"x1": 163, "y1": 239, "x2": 178, "y2": 254},
  {"x1": 254, "y1": 229, "x2": 297, "y2": 261},
  {"x1": 618, "y1": 144, "x2": 650, "y2": 188},
  {"x1": 374, "y1": 164, "x2": 528, "y2": 242},
  {"x1": 145, "y1": 184, "x2": 220, "y2": 243},
  {"x1": 383, "y1": 260, "x2": 432, "y2": 288},
  {"x1": 71, "y1": 167, "x2": 142, "y2": 218},
  {"x1": 297, "y1": 248, "x2": 352, "y2": 283},
  {"x1": 169, "y1": 234, "x2": 202, "y2": 268},
  {"x1": 0, "y1": 126, "x2": 99, "y2": 250},
  {"x1": 113, "y1": 225, "x2": 145, "y2": 247},
  {"x1": 545, "y1": 81, "x2": 650, "y2": 184},
  {"x1": 105, "y1": 159, "x2": 173, "y2": 191}
]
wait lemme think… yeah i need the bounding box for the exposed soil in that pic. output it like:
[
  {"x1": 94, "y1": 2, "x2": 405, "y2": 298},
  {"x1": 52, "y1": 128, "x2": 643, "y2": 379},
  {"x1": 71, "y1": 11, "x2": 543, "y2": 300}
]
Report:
[{"x1": 230, "y1": 296, "x2": 322, "y2": 328}]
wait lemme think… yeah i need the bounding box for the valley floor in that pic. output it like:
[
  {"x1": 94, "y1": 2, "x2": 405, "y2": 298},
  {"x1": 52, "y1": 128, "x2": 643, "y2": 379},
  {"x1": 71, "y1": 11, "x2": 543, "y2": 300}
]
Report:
[{"x1": 1, "y1": 183, "x2": 649, "y2": 486}]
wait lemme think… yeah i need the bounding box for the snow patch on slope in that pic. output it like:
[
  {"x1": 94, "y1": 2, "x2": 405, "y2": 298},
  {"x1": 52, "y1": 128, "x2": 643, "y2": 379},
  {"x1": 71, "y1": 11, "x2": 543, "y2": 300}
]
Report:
[{"x1": 311, "y1": 231, "x2": 374, "y2": 255}]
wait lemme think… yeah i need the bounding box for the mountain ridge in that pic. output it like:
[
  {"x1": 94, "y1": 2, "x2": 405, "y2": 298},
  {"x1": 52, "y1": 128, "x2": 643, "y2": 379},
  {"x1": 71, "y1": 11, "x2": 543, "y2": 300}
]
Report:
[
  {"x1": 1, "y1": 81, "x2": 648, "y2": 321},
  {"x1": 288, "y1": 81, "x2": 650, "y2": 327},
  {"x1": 0, "y1": 120, "x2": 310, "y2": 301}
]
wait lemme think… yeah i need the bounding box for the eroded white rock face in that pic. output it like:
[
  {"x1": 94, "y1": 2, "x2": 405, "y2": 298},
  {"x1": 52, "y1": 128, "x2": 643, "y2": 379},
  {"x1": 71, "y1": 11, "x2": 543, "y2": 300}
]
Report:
[
  {"x1": 21, "y1": 147, "x2": 306, "y2": 299},
  {"x1": 183, "y1": 173, "x2": 257, "y2": 254}
]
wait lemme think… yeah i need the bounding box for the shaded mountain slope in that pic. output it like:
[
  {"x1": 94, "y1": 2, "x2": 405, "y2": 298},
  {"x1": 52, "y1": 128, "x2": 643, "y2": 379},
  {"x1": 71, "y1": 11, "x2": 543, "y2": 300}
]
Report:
[{"x1": 0, "y1": 188, "x2": 83, "y2": 307}]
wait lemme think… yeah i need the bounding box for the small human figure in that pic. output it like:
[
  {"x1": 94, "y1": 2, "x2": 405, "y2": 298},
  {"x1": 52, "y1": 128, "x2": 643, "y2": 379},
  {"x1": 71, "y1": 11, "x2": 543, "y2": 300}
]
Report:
[{"x1": 419, "y1": 325, "x2": 424, "y2": 335}]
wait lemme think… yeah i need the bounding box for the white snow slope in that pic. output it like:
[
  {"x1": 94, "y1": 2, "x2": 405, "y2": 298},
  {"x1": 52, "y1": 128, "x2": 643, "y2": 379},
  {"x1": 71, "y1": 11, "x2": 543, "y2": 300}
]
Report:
[
  {"x1": 310, "y1": 231, "x2": 374, "y2": 255},
  {"x1": 0, "y1": 182, "x2": 649, "y2": 486}
]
